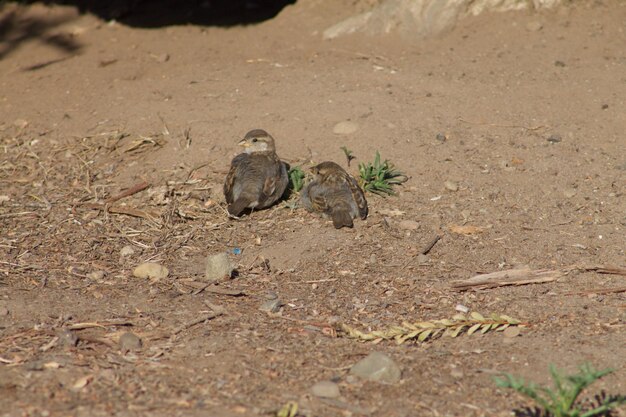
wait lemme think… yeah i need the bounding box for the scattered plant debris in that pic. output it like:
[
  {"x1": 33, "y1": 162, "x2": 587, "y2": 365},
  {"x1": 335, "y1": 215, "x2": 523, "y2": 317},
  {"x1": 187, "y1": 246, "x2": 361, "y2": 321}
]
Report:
[{"x1": 340, "y1": 312, "x2": 524, "y2": 344}]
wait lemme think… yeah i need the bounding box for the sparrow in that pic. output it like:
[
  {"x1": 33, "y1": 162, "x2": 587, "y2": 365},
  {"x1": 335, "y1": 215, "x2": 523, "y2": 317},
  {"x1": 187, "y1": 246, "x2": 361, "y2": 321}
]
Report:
[
  {"x1": 223, "y1": 129, "x2": 288, "y2": 217},
  {"x1": 300, "y1": 161, "x2": 368, "y2": 229}
]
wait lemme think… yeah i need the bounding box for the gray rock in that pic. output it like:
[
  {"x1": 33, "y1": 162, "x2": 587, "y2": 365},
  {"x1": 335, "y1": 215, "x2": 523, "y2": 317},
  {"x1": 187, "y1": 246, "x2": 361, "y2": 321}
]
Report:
[
  {"x1": 259, "y1": 298, "x2": 282, "y2": 313},
  {"x1": 311, "y1": 380, "x2": 341, "y2": 398},
  {"x1": 444, "y1": 180, "x2": 459, "y2": 192},
  {"x1": 324, "y1": 0, "x2": 561, "y2": 39},
  {"x1": 436, "y1": 133, "x2": 447, "y2": 142},
  {"x1": 332, "y1": 121, "x2": 359, "y2": 135},
  {"x1": 57, "y1": 329, "x2": 78, "y2": 347},
  {"x1": 547, "y1": 134, "x2": 562, "y2": 144},
  {"x1": 204, "y1": 253, "x2": 234, "y2": 282},
  {"x1": 350, "y1": 352, "x2": 401, "y2": 384},
  {"x1": 133, "y1": 262, "x2": 169, "y2": 280},
  {"x1": 119, "y1": 332, "x2": 142, "y2": 352}
]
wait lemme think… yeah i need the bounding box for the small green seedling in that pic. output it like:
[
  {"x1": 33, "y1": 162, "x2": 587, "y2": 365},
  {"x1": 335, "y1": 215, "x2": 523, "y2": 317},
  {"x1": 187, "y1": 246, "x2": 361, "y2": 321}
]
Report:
[
  {"x1": 288, "y1": 166, "x2": 306, "y2": 193},
  {"x1": 358, "y1": 151, "x2": 407, "y2": 196},
  {"x1": 340, "y1": 146, "x2": 355, "y2": 166},
  {"x1": 494, "y1": 363, "x2": 626, "y2": 417}
]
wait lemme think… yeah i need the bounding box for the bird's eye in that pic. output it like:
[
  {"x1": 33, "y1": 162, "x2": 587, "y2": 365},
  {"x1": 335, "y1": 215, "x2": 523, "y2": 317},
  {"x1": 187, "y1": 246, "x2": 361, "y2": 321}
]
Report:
[{"x1": 252, "y1": 138, "x2": 258, "y2": 143}]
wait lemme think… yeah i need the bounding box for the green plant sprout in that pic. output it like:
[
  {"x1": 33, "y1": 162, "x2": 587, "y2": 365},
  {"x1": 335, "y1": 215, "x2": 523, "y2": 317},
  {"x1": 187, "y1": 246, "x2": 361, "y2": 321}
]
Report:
[
  {"x1": 340, "y1": 146, "x2": 355, "y2": 166},
  {"x1": 358, "y1": 151, "x2": 407, "y2": 196},
  {"x1": 495, "y1": 363, "x2": 626, "y2": 417},
  {"x1": 287, "y1": 165, "x2": 306, "y2": 193}
]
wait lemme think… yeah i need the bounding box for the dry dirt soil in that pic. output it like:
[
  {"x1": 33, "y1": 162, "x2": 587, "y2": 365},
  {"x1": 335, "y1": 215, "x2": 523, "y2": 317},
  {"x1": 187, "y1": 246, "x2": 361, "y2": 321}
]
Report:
[{"x1": 1, "y1": 1, "x2": 625, "y2": 416}]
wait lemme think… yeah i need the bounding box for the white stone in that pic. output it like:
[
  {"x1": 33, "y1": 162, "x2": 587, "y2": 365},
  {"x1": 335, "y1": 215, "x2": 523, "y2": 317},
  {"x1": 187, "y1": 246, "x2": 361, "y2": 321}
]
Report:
[{"x1": 133, "y1": 262, "x2": 169, "y2": 280}]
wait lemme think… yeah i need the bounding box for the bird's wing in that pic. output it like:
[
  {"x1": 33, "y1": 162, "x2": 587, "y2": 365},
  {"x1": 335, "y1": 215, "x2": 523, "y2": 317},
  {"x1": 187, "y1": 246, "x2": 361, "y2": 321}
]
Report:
[
  {"x1": 347, "y1": 174, "x2": 368, "y2": 219},
  {"x1": 223, "y1": 153, "x2": 248, "y2": 204}
]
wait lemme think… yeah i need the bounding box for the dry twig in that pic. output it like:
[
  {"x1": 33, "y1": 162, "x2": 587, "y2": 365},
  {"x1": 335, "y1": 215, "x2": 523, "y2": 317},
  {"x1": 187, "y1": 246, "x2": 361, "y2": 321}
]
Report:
[{"x1": 451, "y1": 268, "x2": 563, "y2": 291}]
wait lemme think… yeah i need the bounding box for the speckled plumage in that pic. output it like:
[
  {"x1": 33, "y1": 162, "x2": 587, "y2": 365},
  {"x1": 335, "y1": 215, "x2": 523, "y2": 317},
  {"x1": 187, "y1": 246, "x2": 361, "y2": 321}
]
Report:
[
  {"x1": 301, "y1": 161, "x2": 368, "y2": 229},
  {"x1": 223, "y1": 130, "x2": 288, "y2": 217}
]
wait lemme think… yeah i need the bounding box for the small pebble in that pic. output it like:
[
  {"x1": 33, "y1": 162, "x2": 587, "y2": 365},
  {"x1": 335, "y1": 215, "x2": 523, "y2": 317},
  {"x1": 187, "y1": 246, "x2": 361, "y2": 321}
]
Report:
[
  {"x1": 563, "y1": 188, "x2": 577, "y2": 198},
  {"x1": 311, "y1": 381, "x2": 341, "y2": 398},
  {"x1": 204, "y1": 253, "x2": 234, "y2": 282},
  {"x1": 451, "y1": 368, "x2": 464, "y2": 379},
  {"x1": 154, "y1": 53, "x2": 170, "y2": 63},
  {"x1": 547, "y1": 134, "x2": 562, "y2": 144},
  {"x1": 435, "y1": 133, "x2": 447, "y2": 142},
  {"x1": 369, "y1": 254, "x2": 377, "y2": 264},
  {"x1": 601, "y1": 104, "x2": 609, "y2": 110},
  {"x1": 332, "y1": 121, "x2": 359, "y2": 135},
  {"x1": 554, "y1": 60, "x2": 566, "y2": 67},
  {"x1": 120, "y1": 245, "x2": 135, "y2": 257},
  {"x1": 259, "y1": 298, "x2": 282, "y2": 313},
  {"x1": 119, "y1": 332, "x2": 142, "y2": 352},
  {"x1": 0, "y1": 195, "x2": 9, "y2": 205},
  {"x1": 398, "y1": 220, "x2": 419, "y2": 231},
  {"x1": 455, "y1": 304, "x2": 469, "y2": 313},
  {"x1": 444, "y1": 180, "x2": 459, "y2": 192},
  {"x1": 133, "y1": 262, "x2": 169, "y2": 280},
  {"x1": 0, "y1": 305, "x2": 9, "y2": 317},
  {"x1": 350, "y1": 352, "x2": 401, "y2": 384},
  {"x1": 57, "y1": 329, "x2": 78, "y2": 347},
  {"x1": 526, "y1": 21, "x2": 543, "y2": 32},
  {"x1": 86, "y1": 270, "x2": 105, "y2": 280},
  {"x1": 417, "y1": 253, "x2": 429, "y2": 265},
  {"x1": 503, "y1": 326, "x2": 521, "y2": 338}
]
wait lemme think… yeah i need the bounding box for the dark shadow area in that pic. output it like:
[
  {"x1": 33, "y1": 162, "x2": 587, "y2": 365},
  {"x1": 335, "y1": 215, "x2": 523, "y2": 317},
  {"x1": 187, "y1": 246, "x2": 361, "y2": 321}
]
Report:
[
  {"x1": 14, "y1": 0, "x2": 297, "y2": 27},
  {"x1": 0, "y1": 6, "x2": 81, "y2": 60}
]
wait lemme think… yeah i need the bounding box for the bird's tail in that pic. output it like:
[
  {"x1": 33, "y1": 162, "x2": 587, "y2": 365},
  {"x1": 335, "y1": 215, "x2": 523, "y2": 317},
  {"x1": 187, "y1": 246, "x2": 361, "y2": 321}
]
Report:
[
  {"x1": 330, "y1": 208, "x2": 354, "y2": 229},
  {"x1": 228, "y1": 198, "x2": 251, "y2": 217}
]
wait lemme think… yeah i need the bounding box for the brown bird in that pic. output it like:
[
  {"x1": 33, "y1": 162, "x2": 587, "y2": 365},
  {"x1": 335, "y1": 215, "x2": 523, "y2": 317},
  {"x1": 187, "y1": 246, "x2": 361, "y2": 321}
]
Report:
[
  {"x1": 301, "y1": 161, "x2": 368, "y2": 229},
  {"x1": 223, "y1": 129, "x2": 288, "y2": 217}
]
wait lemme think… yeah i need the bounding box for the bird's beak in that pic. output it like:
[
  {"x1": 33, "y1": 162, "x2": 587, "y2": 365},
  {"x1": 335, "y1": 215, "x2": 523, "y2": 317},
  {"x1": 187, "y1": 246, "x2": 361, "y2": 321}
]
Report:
[{"x1": 237, "y1": 139, "x2": 249, "y2": 147}]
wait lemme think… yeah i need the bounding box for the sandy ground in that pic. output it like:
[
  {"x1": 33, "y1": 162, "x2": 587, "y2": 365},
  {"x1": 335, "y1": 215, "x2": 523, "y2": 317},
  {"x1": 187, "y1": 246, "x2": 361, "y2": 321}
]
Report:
[{"x1": 1, "y1": 1, "x2": 625, "y2": 416}]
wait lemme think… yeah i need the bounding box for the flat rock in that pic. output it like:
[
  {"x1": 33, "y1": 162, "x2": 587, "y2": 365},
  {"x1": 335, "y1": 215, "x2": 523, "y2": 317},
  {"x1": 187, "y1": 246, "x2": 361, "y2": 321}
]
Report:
[
  {"x1": 119, "y1": 332, "x2": 142, "y2": 352},
  {"x1": 86, "y1": 270, "x2": 105, "y2": 280},
  {"x1": 120, "y1": 245, "x2": 135, "y2": 257},
  {"x1": 204, "y1": 252, "x2": 234, "y2": 282},
  {"x1": 563, "y1": 188, "x2": 577, "y2": 198},
  {"x1": 311, "y1": 380, "x2": 341, "y2": 398},
  {"x1": 259, "y1": 298, "x2": 282, "y2": 313},
  {"x1": 333, "y1": 121, "x2": 359, "y2": 135},
  {"x1": 133, "y1": 262, "x2": 169, "y2": 280},
  {"x1": 350, "y1": 352, "x2": 401, "y2": 384},
  {"x1": 398, "y1": 220, "x2": 419, "y2": 231},
  {"x1": 444, "y1": 180, "x2": 459, "y2": 192}
]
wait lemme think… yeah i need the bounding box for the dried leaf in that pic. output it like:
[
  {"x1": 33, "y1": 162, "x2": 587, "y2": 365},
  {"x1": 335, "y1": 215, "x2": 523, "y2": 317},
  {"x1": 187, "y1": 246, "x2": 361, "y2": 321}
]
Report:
[
  {"x1": 418, "y1": 329, "x2": 432, "y2": 342},
  {"x1": 71, "y1": 375, "x2": 93, "y2": 391},
  {"x1": 467, "y1": 323, "x2": 482, "y2": 335},
  {"x1": 470, "y1": 312, "x2": 485, "y2": 321}
]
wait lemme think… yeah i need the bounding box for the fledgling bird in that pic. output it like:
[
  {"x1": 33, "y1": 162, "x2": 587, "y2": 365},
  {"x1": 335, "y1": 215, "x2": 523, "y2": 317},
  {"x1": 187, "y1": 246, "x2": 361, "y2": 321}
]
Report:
[
  {"x1": 301, "y1": 161, "x2": 368, "y2": 229},
  {"x1": 223, "y1": 129, "x2": 288, "y2": 217}
]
